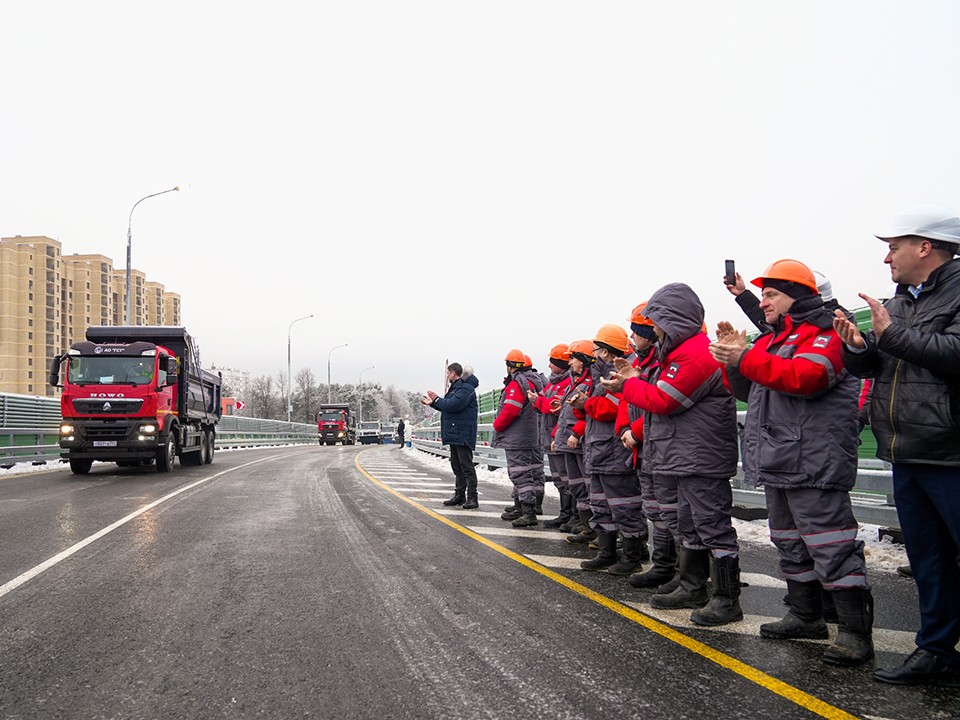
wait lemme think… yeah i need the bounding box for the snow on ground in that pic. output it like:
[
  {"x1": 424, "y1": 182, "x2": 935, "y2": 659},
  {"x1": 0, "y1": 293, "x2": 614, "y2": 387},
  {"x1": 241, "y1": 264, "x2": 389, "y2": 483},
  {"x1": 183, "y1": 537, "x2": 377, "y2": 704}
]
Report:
[
  {"x1": 1, "y1": 447, "x2": 910, "y2": 574},
  {"x1": 402, "y1": 448, "x2": 910, "y2": 575}
]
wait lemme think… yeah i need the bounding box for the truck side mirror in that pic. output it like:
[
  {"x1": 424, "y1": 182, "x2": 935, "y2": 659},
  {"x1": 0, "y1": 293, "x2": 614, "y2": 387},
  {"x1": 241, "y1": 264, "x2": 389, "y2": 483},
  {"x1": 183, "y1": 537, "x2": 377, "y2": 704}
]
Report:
[
  {"x1": 164, "y1": 357, "x2": 179, "y2": 386},
  {"x1": 49, "y1": 355, "x2": 63, "y2": 387}
]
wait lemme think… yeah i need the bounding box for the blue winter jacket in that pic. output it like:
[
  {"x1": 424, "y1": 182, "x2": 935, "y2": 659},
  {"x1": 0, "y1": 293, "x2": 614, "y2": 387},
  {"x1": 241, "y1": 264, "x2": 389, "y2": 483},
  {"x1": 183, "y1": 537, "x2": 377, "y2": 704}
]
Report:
[{"x1": 431, "y1": 371, "x2": 480, "y2": 450}]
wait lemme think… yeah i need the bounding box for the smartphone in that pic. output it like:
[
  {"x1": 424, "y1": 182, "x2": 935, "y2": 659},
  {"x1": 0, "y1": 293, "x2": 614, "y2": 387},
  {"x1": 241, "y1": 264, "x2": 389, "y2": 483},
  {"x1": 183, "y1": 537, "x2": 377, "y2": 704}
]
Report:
[{"x1": 724, "y1": 259, "x2": 736, "y2": 286}]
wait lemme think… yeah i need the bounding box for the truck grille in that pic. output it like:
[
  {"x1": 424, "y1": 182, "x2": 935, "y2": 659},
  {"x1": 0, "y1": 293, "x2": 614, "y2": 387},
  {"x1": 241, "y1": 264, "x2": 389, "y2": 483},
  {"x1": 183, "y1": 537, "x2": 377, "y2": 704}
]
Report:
[
  {"x1": 82, "y1": 421, "x2": 137, "y2": 441},
  {"x1": 72, "y1": 399, "x2": 145, "y2": 415}
]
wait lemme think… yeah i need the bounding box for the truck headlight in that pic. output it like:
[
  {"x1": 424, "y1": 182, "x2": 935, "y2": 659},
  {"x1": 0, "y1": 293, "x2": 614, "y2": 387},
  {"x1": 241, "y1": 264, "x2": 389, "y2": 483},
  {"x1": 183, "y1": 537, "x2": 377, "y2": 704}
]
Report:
[
  {"x1": 140, "y1": 423, "x2": 157, "y2": 434},
  {"x1": 60, "y1": 423, "x2": 75, "y2": 435}
]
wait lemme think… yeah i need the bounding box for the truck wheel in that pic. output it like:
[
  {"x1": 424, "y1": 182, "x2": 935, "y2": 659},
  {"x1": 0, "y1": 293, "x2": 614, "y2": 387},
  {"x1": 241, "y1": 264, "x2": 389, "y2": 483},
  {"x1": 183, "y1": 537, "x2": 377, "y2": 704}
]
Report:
[
  {"x1": 69, "y1": 458, "x2": 93, "y2": 475},
  {"x1": 203, "y1": 429, "x2": 215, "y2": 464},
  {"x1": 156, "y1": 434, "x2": 176, "y2": 473}
]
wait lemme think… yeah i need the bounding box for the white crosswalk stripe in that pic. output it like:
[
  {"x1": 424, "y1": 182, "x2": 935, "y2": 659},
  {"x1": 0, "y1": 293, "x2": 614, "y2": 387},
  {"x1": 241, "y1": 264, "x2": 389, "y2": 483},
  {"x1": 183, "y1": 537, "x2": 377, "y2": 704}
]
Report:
[{"x1": 380, "y1": 481, "x2": 449, "y2": 487}]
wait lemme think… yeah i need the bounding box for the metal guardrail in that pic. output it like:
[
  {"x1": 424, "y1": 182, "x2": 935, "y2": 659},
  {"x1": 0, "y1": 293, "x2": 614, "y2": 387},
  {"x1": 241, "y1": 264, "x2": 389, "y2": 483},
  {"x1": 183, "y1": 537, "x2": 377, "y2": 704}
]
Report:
[
  {"x1": 0, "y1": 392, "x2": 318, "y2": 469},
  {"x1": 410, "y1": 422, "x2": 900, "y2": 529}
]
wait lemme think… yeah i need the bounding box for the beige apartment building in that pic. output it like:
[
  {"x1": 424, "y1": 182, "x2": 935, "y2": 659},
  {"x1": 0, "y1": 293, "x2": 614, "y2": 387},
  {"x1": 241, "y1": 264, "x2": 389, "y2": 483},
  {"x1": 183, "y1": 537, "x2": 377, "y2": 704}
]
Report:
[{"x1": 0, "y1": 235, "x2": 182, "y2": 397}]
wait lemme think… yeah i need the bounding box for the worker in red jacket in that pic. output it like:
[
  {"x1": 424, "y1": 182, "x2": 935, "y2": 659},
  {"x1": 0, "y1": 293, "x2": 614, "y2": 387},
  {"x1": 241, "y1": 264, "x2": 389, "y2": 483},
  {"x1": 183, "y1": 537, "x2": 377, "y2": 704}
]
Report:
[
  {"x1": 555, "y1": 341, "x2": 597, "y2": 543},
  {"x1": 711, "y1": 258, "x2": 872, "y2": 666},
  {"x1": 493, "y1": 349, "x2": 546, "y2": 527},
  {"x1": 530, "y1": 344, "x2": 573, "y2": 528},
  {"x1": 616, "y1": 302, "x2": 678, "y2": 588},
  {"x1": 575, "y1": 324, "x2": 645, "y2": 574},
  {"x1": 604, "y1": 283, "x2": 741, "y2": 627}
]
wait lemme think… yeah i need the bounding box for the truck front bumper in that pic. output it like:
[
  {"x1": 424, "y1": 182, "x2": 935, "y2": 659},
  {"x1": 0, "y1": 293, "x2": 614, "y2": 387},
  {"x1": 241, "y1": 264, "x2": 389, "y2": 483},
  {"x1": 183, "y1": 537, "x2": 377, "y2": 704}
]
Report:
[{"x1": 58, "y1": 418, "x2": 162, "y2": 459}]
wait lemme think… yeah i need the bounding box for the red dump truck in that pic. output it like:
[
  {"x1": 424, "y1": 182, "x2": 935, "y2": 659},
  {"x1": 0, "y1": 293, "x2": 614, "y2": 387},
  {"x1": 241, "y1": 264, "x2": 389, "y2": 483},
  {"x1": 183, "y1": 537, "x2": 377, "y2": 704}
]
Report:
[
  {"x1": 50, "y1": 326, "x2": 222, "y2": 475},
  {"x1": 317, "y1": 403, "x2": 356, "y2": 445}
]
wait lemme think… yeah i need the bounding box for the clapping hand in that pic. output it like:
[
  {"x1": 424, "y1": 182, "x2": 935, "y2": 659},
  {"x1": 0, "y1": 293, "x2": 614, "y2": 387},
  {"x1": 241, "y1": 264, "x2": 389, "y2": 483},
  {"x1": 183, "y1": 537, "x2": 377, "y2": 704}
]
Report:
[
  {"x1": 708, "y1": 321, "x2": 748, "y2": 366},
  {"x1": 600, "y1": 356, "x2": 639, "y2": 392}
]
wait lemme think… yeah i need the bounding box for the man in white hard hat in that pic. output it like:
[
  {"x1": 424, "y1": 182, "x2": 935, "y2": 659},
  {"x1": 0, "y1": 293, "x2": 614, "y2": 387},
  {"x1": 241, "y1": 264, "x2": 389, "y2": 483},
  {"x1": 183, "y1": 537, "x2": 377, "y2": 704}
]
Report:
[{"x1": 834, "y1": 203, "x2": 960, "y2": 688}]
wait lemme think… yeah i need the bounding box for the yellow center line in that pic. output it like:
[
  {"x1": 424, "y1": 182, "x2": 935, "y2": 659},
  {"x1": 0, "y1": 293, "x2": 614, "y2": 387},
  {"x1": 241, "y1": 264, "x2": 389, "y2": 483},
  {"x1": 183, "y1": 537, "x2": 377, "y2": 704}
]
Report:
[{"x1": 356, "y1": 452, "x2": 859, "y2": 720}]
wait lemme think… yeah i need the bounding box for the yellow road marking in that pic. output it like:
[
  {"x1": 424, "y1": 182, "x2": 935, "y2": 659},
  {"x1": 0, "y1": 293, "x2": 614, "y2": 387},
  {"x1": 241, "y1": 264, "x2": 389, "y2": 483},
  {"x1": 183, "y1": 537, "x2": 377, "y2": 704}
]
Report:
[{"x1": 356, "y1": 452, "x2": 859, "y2": 720}]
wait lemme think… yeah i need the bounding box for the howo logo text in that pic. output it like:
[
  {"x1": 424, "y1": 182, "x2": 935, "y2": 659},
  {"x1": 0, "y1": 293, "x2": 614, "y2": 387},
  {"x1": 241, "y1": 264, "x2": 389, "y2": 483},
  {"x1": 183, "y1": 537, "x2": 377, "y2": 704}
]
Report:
[{"x1": 89, "y1": 393, "x2": 126, "y2": 398}]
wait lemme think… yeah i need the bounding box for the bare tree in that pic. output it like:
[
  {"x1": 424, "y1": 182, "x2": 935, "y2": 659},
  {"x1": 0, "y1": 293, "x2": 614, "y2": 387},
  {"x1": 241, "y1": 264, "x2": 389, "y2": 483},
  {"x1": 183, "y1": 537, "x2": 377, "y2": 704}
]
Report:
[
  {"x1": 294, "y1": 368, "x2": 318, "y2": 423},
  {"x1": 249, "y1": 374, "x2": 278, "y2": 419}
]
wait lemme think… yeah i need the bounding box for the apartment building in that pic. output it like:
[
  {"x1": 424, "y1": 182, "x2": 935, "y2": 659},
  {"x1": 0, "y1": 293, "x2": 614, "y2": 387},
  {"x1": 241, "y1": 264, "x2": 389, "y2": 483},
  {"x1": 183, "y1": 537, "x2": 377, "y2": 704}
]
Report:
[
  {"x1": 0, "y1": 235, "x2": 183, "y2": 396},
  {"x1": 0, "y1": 236, "x2": 62, "y2": 396}
]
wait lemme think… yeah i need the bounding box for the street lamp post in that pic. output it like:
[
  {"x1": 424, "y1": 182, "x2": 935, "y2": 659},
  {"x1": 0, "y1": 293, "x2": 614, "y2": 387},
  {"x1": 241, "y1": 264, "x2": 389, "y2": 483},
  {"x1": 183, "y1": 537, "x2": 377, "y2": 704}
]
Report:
[
  {"x1": 327, "y1": 343, "x2": 348, "y2": 403},
  {"x1": 358, "y1": 365, "x2": 375, "y2": 423},
  {"x1": 126, "y1": 186, "x2": 180, "y2": 325},
  {"x1": 287, "y1": 314, "x2": 315, "y2": 423}
]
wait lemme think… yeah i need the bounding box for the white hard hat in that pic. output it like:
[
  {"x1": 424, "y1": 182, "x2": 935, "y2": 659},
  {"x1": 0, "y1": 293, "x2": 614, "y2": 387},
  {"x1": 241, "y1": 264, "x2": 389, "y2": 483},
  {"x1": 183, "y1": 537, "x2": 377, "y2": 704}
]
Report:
[
  {"x1": 875, "y1": 203, "x2": 960, "y2": 247},
  {"x1": 812, "y1": 270, "x2": 834, "y2": 302}
]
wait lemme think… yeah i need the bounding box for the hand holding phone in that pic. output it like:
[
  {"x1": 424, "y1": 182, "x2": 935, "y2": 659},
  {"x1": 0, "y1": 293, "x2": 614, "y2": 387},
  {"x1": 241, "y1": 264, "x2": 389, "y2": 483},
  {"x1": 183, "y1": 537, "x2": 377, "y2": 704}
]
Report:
[{"x1": 724, "y1": 259, "x2": 736, "y2": 286}]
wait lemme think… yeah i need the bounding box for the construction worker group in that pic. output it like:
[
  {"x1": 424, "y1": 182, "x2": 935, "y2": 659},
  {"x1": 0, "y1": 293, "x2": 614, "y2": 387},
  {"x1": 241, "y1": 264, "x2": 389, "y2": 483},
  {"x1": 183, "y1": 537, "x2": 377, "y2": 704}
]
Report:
[{"x1": 448, "y1": 203, "x2": 960, "y2": 689}]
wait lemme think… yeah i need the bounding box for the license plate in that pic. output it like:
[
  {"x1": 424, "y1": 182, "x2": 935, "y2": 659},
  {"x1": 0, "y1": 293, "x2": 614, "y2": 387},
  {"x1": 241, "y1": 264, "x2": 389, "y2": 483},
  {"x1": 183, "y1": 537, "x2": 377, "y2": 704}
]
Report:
[{"x1": 93, "y1": 440, "x2": 117, "y2": 447}]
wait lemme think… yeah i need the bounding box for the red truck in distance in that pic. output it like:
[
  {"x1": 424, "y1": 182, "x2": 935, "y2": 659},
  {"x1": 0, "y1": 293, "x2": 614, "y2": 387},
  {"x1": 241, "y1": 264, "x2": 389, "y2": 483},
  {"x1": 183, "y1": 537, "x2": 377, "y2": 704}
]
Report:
[
  {"x1": 317, "y1": 403, "x2": 356, "y2": 445},
  {"x1": 50, "y1": 326, "x2": 222, "y2": 475}
]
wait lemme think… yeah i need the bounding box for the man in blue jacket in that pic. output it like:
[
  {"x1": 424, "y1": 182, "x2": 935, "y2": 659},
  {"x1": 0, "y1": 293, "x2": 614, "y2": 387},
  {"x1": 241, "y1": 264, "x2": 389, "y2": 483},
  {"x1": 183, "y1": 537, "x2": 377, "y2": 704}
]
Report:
[{"x1": 422, "y1": 363, "x2": 481, "y2": 509}]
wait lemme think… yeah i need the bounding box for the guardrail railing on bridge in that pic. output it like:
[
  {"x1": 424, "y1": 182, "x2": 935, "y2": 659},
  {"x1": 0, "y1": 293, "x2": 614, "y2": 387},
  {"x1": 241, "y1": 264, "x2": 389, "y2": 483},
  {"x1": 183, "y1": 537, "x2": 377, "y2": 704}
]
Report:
[
  {"x1": 0, "y1": 392, "x2": 318, "y2": 469},
  {"x1": 410, "y1": 406, "x2": 900, "y2": 531}
]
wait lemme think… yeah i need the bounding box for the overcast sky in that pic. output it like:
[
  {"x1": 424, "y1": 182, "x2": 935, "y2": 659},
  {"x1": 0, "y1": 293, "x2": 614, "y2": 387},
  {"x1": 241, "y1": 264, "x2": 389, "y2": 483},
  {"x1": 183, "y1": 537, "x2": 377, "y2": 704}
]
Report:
[{"x1": 3, "y1": 2, "x2": 960, "y2": 397}]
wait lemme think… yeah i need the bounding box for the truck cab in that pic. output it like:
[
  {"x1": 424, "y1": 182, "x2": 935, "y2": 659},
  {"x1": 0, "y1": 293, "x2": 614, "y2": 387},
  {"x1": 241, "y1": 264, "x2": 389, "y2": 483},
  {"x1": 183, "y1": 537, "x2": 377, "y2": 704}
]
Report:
[
  {"x1": 317, "y1": 403, "x2": 356, "y2": 445},
  {"x1": 357, "y1": 420, "x2": 383, "y2": 445}
]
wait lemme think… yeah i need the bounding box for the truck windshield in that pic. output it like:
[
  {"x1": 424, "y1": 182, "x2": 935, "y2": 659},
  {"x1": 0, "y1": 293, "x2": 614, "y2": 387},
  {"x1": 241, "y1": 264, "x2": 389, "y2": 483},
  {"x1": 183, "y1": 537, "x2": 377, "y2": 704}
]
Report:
[
  {"x1": 320, "y1": 412, "x2": 344, "y2": 421},
  {"x1": 360, "y1": 422, "x2": 379, "y2": 430},
  {"x1": 67, "y1": 356, "x2": 155, "y2": 386}
]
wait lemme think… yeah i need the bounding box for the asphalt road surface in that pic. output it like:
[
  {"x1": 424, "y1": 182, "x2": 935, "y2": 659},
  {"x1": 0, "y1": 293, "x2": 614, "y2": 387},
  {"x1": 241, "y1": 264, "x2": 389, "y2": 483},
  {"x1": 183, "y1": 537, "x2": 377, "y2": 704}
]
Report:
[{"x1": 0, "y1": 445, "x2": 956, "y2": 720}]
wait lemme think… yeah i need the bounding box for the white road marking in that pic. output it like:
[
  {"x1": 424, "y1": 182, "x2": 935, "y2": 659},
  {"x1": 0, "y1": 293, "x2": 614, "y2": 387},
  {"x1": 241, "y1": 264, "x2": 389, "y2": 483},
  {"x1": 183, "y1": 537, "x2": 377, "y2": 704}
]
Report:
[
  {"x1": 389, "y1": 488, "x2": 451, "y2": 494},
  {"x1": 437, "y1": 510, "x2": 505, "y2": 519},
  {"x1": 741, "y1": 572, "x2": 786, "y2": 590},
  {"x1": 0, "y1": 455, "x2": 283, "y2": 600},
  {"x1": 467, "y1": 526, "x2": 567, "y2": 540},
  {"x1": 525, "y1": 554, "x2": 587, "y2": 570},
  {"x1": 380, "y1": 480, "x2": 448, "y2": 487}
]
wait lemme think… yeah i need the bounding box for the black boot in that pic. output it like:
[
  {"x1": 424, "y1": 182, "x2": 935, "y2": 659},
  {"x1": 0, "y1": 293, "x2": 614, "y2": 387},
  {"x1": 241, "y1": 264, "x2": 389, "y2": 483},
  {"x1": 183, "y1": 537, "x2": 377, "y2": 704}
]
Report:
[
  {"x1": 761, "y1": 580, "x2": 829, "y2": 639},
  {"x1": 558, "y1": 509, "x2": 580, "y2": 533},
  {"x1": 500, "y1": 499, "x2": 522, "y2": 521},
  {"x1": 512, "y1": 502, "x2": 539, "y2": 528},
  {"x1": 535, "y1": 490, "x2": 544, "y2": 515},
  {"x1": 543, "y1": 488, "x2": 573, "y2": 528},
  {"x1": 650, "y1": 548, "x2": 709, "y2": 609},
  {"x1": 691, "y1": 556, "x2": 744, "y2": 626},
  {"x1": 823, "y1": 588, "x2": 875, "y2": 666},
  {"x1": 580, "y1": 531, "x2": 619, "y2": 571},
  {"x1": 629, "y1": 532, "x2": 677, "y2": 588},
  {"x1": 607, "y1": 536, "x2": 646, "y2": 576},
  {"x1": 462, "y1": 492, "x2": 479, "y2": 510},
  {"x1": 443, "y1": 492, "x2": 466, "y2": 506},
  {"x1": 822, "y1": 586, "x2": 838, "y2": 623},
  {"x1": 565, "y1": 509, "x2": 597, "y2": 544}
]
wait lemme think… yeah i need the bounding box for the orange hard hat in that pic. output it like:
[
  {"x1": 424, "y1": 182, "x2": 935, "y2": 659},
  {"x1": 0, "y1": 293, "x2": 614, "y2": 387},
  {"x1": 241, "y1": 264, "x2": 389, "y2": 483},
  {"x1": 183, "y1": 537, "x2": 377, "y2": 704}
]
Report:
[
  {"x1": 549, "y1": 343, "x2": 571, "y2": 363},
  {"x1": 505, "y1": 348, "x2": 526, "y2": 369},
  {"x1": 630, "y1": 302, "x2": 654, "y2": 327},
  {"x1": 568, "y1": 339, "x2": 595, "y2": 362},
  {"x1": 593, "y1": 324, "x2": 630, "y2": 355},
  {"x1": 750, "y1": 259, "x2": 818, "y2": 293},
  {"x1": 523, "y1": 354, "x2": 533, "y2": 368}
]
